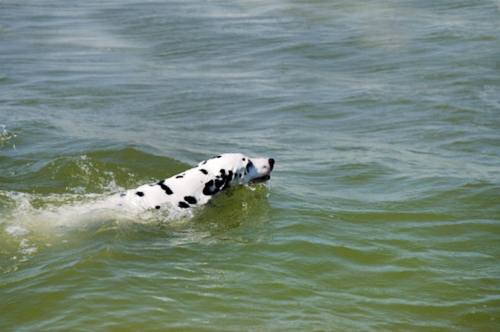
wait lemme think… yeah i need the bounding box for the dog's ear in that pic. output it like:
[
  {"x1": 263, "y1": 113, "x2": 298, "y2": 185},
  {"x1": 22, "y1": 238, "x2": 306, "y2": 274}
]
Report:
[{"x1": 246, "y1": 159, "x2": 254, "y2": 173}]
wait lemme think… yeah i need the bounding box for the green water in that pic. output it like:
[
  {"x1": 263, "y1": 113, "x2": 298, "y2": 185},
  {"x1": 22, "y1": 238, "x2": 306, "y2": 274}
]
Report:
[{"x1": 1, "y1": 0, "x2": 500, "y2": 330}]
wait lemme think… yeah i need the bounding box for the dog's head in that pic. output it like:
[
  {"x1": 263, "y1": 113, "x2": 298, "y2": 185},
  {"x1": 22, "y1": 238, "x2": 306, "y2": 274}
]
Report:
[{"x1": 197, "y1": 153, "x2": 275, "y2": 196}]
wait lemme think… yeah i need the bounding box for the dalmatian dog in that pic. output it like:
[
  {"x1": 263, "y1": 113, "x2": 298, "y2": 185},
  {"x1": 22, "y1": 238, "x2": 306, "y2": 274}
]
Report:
[{"x1": 104, "y1": 153, "x2": 275, "y2": 213}]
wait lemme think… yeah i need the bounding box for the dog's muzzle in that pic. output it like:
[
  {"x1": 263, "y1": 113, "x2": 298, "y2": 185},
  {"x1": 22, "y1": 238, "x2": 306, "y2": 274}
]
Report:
[{"x1": 249, "y1": 158, "x2": 275, "y2": 184}]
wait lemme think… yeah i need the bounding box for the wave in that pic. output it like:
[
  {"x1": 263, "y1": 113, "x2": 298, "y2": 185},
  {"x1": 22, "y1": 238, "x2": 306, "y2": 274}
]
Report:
[{"x1": 0, "y1": 147, "x2": 272, "y2": 272}]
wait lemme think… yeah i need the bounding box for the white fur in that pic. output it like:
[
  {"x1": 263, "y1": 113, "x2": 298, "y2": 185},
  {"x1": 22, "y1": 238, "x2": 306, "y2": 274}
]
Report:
[{"x1": 100, "y1": 153, "x2": 274, "y2": 213}]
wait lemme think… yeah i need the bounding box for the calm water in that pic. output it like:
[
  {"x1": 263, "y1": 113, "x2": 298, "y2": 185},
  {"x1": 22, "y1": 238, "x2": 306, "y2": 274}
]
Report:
[{"x1": 1, "y1": 0, "x2": 500, "y2": 330}]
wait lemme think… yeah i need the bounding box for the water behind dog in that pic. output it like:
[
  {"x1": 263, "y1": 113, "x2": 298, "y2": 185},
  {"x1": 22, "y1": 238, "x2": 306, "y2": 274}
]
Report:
[{"x1": 1, "y1": 0, "x2": 499, "y2": 330}]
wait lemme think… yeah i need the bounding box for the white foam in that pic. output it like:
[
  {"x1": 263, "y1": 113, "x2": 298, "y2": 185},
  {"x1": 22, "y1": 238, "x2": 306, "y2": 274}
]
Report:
[
  {"x1": 0, "y1": 124, "x2": 16, "y2": 147},
  {"x1": 5, "y1": 225, "x2": 29, "y2": 237},
  {"x1": 19, "y1": 238, "x2": 37, "y2": 255},
  {"x1": 1, "y1": 188, "x2": 185, "y2": 237},
  {"x1": 0, "y1": 190, "x2": 163, "y2": 266}
]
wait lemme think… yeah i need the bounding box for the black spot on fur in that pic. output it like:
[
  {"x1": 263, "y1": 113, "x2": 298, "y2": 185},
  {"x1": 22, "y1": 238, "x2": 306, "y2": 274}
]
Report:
[
  {"x1": 178, "y1": 201, "x2": 190, "y2": 209},
  {"x1": 203, "y1": 180, "x2": 219, "y2": 196},
  {"x1": 214, "y1": 169, "x2": 232, "y2": 191},
  {"x1": 223, "y1": 171, "x2": 233, "y2": 189},
  {"x1": 201, "y1": 160, "x2": 207, "y2": 165},
  {"x1": 216, "y1": 155, "x2": 221, "y2": 158},
  {"x1": 136, "y1": 191, "x2": 144, "y2": 197},
  {"x1": 215, "y1": 179, "x2": 225, "y2": 188},
  {"x1": 155, "y1": 205, "x2": 161, "y2": 209},
  {"x1": 200, "y1": 169, "x2": 208, "y2": 175},
  {"x1": 176, "y1": 175, "x2": 184, "y2": 179},
  {"x1": 120, "y1": 193, "x2": 126, "y2": 197},
  {"x1": 157, "y1": 180, "x2": 173, "y2": 195},
  {"x1": 242, "y1": 158, "x2": 246, "y2": 161},
  {"x1": 184, "y1": 196, "x2": 197, "y2": 204}
]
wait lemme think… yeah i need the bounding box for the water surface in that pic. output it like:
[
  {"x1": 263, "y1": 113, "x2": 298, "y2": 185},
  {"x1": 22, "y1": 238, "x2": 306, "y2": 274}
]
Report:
[{"x1": 1, "y1": 0, "x2": 499, "y2": 330}]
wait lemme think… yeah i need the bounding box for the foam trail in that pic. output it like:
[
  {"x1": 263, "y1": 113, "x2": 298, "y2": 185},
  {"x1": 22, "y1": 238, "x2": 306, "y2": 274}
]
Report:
[
  {"x1": 0, "y1": 188, "x2": 197, "y2": 271},
  {"x1": 0, "y1": 190, "x2": 189, "y2": 238}
]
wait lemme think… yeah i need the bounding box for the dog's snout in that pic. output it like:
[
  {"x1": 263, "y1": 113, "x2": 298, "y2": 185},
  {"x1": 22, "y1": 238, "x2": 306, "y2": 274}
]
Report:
[{"x1": 268, "y1": 158, "x2": 275, "y2": 171}]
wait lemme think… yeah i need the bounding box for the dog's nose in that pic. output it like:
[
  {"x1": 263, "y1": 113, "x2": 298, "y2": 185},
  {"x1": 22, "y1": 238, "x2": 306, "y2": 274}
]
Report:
[{"x1": 268, "y1": 158, "x2": 275, "y2": 171}]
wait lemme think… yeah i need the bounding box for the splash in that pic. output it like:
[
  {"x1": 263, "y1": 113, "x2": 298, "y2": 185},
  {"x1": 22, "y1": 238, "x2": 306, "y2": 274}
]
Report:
[
  {"x1": 0, "y1": 189, "x2": 188, "y2": 233},
  {"x1": 0, "y1": 147, "x2": 271, "y2": 273},
  {"x1": 0, "y1": 124, "x2": 16, "y2": 148},
  {"x1": 0, "y1": 187, "x2": 191, "y2": 272}
]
